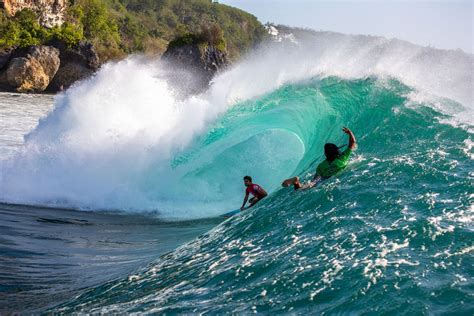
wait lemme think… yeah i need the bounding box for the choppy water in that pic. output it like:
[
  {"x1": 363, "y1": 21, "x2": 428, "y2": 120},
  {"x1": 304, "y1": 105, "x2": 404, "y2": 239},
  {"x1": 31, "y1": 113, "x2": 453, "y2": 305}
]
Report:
[
  {"x1": 0, "y1": 32, "x2": 472, "y2": 313},
  {"x1": 0, "y1": 93, "x2": 54, "y2": 159},
  {"x1": 0, "y1": 202, "x2": 217, "y2": 312}
]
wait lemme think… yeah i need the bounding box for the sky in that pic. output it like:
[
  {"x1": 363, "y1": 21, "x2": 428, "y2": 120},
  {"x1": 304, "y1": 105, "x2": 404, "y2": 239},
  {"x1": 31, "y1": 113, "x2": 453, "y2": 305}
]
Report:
[{"x1": 220, "y1": 0, "x2": 473, "y2": 53}]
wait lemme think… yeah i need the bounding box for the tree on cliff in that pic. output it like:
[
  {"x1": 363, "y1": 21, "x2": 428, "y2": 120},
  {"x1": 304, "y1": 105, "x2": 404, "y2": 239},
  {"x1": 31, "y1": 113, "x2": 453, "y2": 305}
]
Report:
[
  {"x1": 68, "y1": 0, "x2": 122, "y2": 60},
  {"x1": 0, "y1": 0, "x2": 267, "y2": 62},
  {"x1": 0, "y1": 8, "x2": 80, "y2": 48}
]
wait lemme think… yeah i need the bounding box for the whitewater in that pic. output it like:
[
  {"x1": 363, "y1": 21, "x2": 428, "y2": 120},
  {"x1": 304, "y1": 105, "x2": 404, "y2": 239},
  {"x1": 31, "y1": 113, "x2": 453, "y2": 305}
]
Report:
[{"x1": 0, "y1": 31, "x2": 472, "y2": 313}]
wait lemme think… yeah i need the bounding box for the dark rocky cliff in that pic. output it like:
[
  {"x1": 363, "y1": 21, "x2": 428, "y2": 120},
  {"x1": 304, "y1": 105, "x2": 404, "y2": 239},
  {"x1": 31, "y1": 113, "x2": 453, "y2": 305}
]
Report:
[
  {"x1": 162, "y1": 41, "x2": 229, "y2": 95},
  {"x1": 48, "y1": 40, "x2": 100, "y2": 92},
  {"x1": 0, "y1": 42, "x2": 99, "y2": 93}
]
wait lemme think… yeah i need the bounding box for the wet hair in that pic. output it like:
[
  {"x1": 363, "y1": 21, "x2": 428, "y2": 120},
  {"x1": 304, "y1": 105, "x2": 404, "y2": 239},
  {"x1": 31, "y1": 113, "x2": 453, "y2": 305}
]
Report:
[
  {"x1": 324, "y1": 143, "x2": 341, "y2": 161},
  {"x1": 243, "y1": 175, "x2": 252, "y2": 182}
]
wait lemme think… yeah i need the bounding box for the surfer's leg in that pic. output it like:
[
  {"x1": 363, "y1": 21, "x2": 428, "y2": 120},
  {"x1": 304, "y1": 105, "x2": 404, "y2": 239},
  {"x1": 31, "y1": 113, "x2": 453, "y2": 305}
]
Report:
[
  {"x1": 293, "y1": 177, "x2": 303, "y2": 190},
  {"x1": 282, "y1": 176, "x2": 302, "y2": 190},
  {"x1": 300, "y1": 181, "x2": 314, "y2": 190},
  {"x1": 300, "y1": 176, "x2": 323, "y2": 190},
  {"x1": 282, "y1": 176, "x2": 296, "y2": 187}
]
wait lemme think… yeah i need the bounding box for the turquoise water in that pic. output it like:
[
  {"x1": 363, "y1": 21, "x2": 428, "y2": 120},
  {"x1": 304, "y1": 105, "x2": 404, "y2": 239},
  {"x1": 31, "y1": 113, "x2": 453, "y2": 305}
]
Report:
[
  {"x1": 47, "y1": 77, "x2": 472, "y2": 314},
  {"x1": 0, "y1": 33, "x2": 473, "y2": 313}
]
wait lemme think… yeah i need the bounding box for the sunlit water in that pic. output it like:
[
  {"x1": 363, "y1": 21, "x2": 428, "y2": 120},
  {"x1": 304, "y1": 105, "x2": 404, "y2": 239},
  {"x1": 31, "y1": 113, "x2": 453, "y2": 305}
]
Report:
[{"x1": 0, "y1": 93, "x2": 54, "y2": 159}]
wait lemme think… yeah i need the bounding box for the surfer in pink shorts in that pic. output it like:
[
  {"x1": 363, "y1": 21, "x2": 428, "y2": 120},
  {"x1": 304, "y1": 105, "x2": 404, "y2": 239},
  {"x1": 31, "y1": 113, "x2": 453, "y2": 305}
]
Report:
[{"x1": 240, "y1": 176, "x2": 268, "y2": 210}]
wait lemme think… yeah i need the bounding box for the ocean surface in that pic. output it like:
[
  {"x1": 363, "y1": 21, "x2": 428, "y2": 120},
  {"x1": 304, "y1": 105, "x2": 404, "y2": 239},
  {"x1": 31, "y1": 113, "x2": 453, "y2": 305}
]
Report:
[{"x1": 0, "y1": 32, "x2": 473, "y2": 314}]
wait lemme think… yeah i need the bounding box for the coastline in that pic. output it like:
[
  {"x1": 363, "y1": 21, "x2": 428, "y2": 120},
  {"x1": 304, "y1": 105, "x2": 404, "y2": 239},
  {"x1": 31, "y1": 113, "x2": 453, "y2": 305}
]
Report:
[{"x1": 0, "y1": 1, "x2": 267, "y2": 94}]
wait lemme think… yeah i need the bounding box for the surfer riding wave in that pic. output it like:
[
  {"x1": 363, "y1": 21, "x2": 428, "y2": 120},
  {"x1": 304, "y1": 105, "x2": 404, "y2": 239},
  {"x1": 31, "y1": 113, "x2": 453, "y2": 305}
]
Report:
[{"x1": 282, "y1": 127, "x2": 357, "y2": 190}]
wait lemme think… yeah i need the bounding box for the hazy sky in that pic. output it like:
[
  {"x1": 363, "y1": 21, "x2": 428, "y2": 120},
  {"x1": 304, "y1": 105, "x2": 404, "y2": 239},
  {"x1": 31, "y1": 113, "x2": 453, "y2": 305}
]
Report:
[{"x1": 220, "y1": 0, "x2": 473, "y2": 53}]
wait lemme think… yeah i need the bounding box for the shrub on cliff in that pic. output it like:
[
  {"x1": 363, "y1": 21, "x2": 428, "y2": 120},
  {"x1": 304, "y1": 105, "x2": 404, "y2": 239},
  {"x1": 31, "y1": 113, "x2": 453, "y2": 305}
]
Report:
[
  {"x1": 200, "y1": 24, "x2": 226, "y2": 51},
  {"x1": 0, "y1": 9, "x2": 46, "y2": 48},
  {"x1": 108, "y1": 0, "x2": 266, "y2": 59},
  {"x1": 50, "y1": 22, "x2": 84, "y2": 48},
  {"x1": 68, "y1": 0, "x2": 123, "y2": 61},
  {"x1": 168, "y1": 24, "x2": 226, "y2": 53},
  {"x1": 0, "y1": 9, "x2": 83, "y2": 50}
]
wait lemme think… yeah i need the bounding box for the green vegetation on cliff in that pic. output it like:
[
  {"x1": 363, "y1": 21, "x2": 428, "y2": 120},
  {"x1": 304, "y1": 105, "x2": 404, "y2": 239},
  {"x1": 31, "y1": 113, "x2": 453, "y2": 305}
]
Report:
[
  {"x1": 0, "y1": 9, "x2": 83, "y2": 49},
  {"x1": 168, "y1": 24, "x2": 227, "y2": 52},
  {"x1": 0, "y1": 0, "x2": 267, "y2": 62}
]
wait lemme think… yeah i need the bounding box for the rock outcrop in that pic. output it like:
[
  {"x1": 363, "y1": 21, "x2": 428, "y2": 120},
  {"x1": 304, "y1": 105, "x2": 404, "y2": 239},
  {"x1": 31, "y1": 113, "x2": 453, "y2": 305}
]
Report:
[
  {"x1": 1, "y1": 0, "x2": 67, "y2": 27},
  {"x1": 48, "y1": 41, "x2": 100, "y2": 92},
  {"x1": 4, "y1": 45, "x2": 60, "y2": 92},
  {"x1": 6, "y1": 57, "x2": 50, "y2": 92},
  {"x1": 162, "y1": 42, "x2": 228, "y2": 95},
  {"x1": 0, "y1": 42, "x2": 99, "y2": 93},
  {"x1": 0, "y1": 48, "x2": 14, "y2": 70}
]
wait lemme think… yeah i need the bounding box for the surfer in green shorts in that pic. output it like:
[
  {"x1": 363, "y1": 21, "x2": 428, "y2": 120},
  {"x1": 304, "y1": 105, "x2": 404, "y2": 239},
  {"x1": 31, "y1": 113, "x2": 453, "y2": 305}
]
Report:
[{"x1": 282, "y1": 127, "x2": 357, "y2": 190}]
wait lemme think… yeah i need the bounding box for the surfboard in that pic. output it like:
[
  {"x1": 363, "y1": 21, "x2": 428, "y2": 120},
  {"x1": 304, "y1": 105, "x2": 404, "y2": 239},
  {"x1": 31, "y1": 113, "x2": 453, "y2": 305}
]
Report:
[{"x1": 221, "y1": 209, "x2": 240, "y2": 218}]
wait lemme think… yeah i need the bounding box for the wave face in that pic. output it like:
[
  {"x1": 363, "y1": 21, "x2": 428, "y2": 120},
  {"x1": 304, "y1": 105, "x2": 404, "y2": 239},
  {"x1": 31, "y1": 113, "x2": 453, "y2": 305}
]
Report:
[
  {"x1": 54, "y1": 78, "x2": 472, "y2": 313},
  {"x1": 0, "y1": 33, "x2": 472, "y2": 218},
  {"x1": 0, "y1": 32, "x2": 473, "y2": 313}
]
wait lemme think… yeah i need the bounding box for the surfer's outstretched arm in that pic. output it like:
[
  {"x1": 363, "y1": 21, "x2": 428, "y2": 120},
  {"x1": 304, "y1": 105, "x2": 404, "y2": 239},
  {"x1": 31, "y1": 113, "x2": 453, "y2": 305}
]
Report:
[
  {"x1": 343, "y1": 127, "x2": 357, "y2": 150},
  {"x1": 241, "y1": 193, "x2": 249, "y2": 211}
]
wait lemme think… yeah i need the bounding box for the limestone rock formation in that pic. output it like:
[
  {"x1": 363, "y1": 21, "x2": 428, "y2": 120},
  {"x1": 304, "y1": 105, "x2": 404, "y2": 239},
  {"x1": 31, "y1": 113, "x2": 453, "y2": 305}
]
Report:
[
  {"x1": 0, "y1": 42, "x2": 100, "y2": 93},
  {"x1": 1, "y1": 0, "x2": 67, "y2": 27},
  {"x1": 5, "y1": 45, "x2": 60, "y2": 92},
  {"x1": 6, "y1": 57, "x2": 49, "y2": 92}
]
